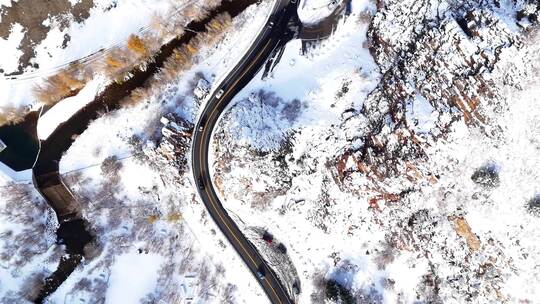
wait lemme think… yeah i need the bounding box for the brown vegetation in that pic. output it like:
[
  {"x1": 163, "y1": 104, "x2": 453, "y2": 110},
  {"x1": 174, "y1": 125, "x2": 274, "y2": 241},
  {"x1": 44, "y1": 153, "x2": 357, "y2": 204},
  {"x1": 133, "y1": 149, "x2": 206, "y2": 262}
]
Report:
[
  {"x1": 32, "y1": 66, "x2": 89, "y2": 105},
  {"x1": 127, "y1": 34, "x2": 148, "y2": 56},
  {"x1": 449, "y1": 216, "x2": 481, "y2": 251},
  {"x1": 166, "y1": 212, "x2": 182, "y2": 222},
  {"x1": 0, "y1": 105, "x2": 28, "y2": 126},
  {"x1": 28, "y1": 0, "x2": 226, "y2": 110},
  {"x1": 101, "y1": 47, "x2": 136, "y2": 81},
  {"x1": 119, "y1": 12, "x2": 232, "y2": 108}
]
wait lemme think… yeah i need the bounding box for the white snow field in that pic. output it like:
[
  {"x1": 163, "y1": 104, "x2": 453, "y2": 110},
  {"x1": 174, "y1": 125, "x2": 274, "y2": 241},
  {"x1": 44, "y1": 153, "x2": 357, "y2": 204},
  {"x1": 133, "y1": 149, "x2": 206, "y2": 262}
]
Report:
[
  {"x1": 0, "y1": 0, "x2": 177, "y2": 110},
  {"x1": 298, "y1": 0, "x2": 344, "y2": 25},
  {"x1": 210, "y1": 0, "x2": 540, "y2": 303}
]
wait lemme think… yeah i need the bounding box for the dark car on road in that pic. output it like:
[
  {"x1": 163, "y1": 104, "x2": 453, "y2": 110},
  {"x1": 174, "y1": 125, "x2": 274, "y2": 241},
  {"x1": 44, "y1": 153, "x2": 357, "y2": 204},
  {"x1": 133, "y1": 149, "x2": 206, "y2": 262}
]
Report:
[
  {"x1": 256, "y1": 265, "x2": 266, "y2": 280},
  {"x1": 197, "y1": 177, "x2": 205, "y2": 190},
  {"x1": 292, "y1": 281, "x2": 301, "y2": 294}
]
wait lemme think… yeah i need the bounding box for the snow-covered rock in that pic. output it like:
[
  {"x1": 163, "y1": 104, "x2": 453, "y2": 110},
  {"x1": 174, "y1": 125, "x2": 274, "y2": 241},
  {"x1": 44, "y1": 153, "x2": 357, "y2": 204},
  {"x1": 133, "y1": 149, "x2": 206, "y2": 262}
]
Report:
[
  {"x1": 193, "y1": 78, "x2": 211, "y2": 100},
  {"x1": 211, "y1": 0, "x2": 540, "y2": 302}
]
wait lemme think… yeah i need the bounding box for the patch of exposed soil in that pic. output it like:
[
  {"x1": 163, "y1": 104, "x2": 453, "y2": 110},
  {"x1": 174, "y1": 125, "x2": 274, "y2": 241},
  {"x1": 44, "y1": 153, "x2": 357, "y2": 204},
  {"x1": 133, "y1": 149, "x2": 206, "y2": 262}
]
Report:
[{"x1": 0, "y1": 0, "x2": 95, "y2": 75}]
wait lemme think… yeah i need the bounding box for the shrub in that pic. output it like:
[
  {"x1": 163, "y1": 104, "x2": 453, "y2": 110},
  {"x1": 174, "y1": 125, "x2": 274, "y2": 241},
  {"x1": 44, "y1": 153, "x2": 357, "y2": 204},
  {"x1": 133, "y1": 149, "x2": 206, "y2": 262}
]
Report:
[
  {"x1": 220, "y1": 283, "x2": 237, "y2": 304},
  {"x1": 325, "y1": 279, "x2": 355, "y2": 304},
  {"x1": 33, "y1": 68, "x2": 87, "y2": 105},
  {"x1": 528, "y1": 194, "x2": 540, "y2": 214},
  {"x1": 202, "y1": 0, "x2": 223, "y2": 10},
  {"x1": 311, "y1": 269, "x2": 327, "y2": 302},
  {"x1": 102, "y1": 48, "x2": 132, "y2": 79},
  {"x1": 183, "y1": 3, "x2": 209, "y2": 22},
  {"x1": 100, "y1": 155, "x2": 123, "y2": 184},
  {"x1": 205, "y1": 13, "x2": 232, "y2": 34},
  {"x1": 151, "y1": 12, "x2": 187, "y2": 38},
  {"x1": 0, "y1": 106, "x2": 28, "y2": 126},
  {"x1": 166, "y1": 212, "x2": 182, "y2": 222},
  {"x1": 471, "y1": 162, "x2": 500, "y2": 187},
  {"x1": 127, "y1": 34, "x2": 148, "y2": 56},
  {"x1": 20, "y1": 272, "x2": 46, "y2": 301},
  {"x1": 105, "y1": 54, "x2": 126, "y2": 69}
]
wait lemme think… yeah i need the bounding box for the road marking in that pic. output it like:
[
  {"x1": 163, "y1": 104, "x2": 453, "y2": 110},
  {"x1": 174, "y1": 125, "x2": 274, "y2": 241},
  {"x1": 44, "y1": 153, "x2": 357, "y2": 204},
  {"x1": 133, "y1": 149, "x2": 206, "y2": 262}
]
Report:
[
  {"x1": 205, "y1": 189, "x2": 283, "y2": 303},
  {"x1": 265, "y1": 278, "x2": 283, "y2": 303},
  {"x1": 194, "y1": 37, "x2": 286, "y2": 303},
  {"x1": 208, "y1": 39, "x2": 273, "y2": 120}
]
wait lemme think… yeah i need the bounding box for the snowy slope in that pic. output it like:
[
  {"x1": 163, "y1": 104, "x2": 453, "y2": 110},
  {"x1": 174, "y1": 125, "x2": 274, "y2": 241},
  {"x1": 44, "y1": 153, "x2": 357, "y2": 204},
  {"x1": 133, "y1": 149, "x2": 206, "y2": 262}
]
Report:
[
  {"x1": 298, "y1": 0, "x2": 344, "y2": 25},
  {"x1": 210, "y1": 0, "x2": 540, "y2": 303},
  {"x1": 0, "y1": 0, "x2": 178, "y2": 110}
]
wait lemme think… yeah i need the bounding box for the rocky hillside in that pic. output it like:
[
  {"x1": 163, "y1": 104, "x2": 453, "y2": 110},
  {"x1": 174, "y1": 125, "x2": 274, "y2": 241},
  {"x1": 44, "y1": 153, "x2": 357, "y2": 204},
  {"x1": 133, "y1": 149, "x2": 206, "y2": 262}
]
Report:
[
  {"x1": 209, "y1": 0, "x2": 540, "y2": 302},
  {"x1": 340, "y1": 2, "x2": 540, "y2": 302},
  {"x1": 341, "y1": 0, "x2": 539, "y2": 191}
]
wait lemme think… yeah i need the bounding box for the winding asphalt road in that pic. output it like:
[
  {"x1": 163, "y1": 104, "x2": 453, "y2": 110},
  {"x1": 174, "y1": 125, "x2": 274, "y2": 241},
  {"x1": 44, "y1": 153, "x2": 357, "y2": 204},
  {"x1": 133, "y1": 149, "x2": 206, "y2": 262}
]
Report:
[{"x1": 191, "y1": 0, "x2": 298, "y2": 303}]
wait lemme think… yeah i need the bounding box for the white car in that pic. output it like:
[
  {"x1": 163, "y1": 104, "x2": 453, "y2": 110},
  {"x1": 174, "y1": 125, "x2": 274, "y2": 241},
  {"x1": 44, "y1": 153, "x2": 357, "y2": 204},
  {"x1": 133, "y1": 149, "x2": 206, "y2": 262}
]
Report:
[{"x1": 215, "y1": 89, "x2": 224, "y2": 99}]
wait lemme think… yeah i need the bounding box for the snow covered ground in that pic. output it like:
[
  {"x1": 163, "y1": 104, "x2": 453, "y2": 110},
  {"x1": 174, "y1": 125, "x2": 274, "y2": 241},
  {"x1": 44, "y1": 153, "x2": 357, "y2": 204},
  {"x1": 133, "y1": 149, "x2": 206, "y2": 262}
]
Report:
[
  {"x1": 1, "y1": 0, "x2": 539, "y2": 303},
  {"x1": 0, "y1": 0, "x2": 178, "y2": 110},
  {"x1": 298, "y1": 0, "x2": 344, "y2": 25},
  {"x1": 0, "y1": 164, "x2": 32, "y2": 184},
  {"x1": 211, "y1": 0, "x2": 540, "y2": 303},
  {"x1": 37, "y1": 76, "x2": 106, "y2": 140},
  {"x1": 0, "y1": 1, "x2": 277, "y2": 303},
  {"x1": 105, "y1": 251, "x2": 164, "y2": 304}
]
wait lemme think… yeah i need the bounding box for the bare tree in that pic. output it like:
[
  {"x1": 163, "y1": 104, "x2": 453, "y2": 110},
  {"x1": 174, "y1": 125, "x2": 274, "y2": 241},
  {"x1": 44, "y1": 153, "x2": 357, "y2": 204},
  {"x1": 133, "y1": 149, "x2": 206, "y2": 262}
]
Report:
[
  {"x1": 100, "y1": 155, "x2": 123, "y2": 184},
  {"x1": 0, "y1": 106, "x2": 29, "y2": 126},
  {"x1": 33, "y1": 65, "x2": 89, "y2": 105}
]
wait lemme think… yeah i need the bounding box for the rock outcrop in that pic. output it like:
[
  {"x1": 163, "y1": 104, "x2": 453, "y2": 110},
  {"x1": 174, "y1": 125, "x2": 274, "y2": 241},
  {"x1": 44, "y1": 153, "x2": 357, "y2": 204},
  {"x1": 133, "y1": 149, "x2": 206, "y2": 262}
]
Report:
[
  {"x1": 144, "y1": 113, "x2": 193, "y2": 180},
  {"x1": 339, "y1": 0, "x2": 540, "y2": 188}
]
